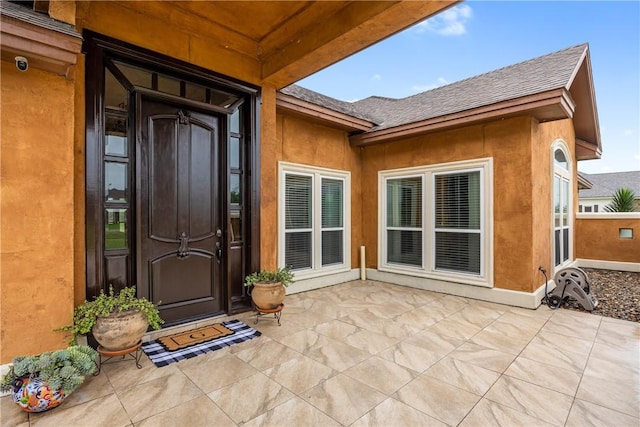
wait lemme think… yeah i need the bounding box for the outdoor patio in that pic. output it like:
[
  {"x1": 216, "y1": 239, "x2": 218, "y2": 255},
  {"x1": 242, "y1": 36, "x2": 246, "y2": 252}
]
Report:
[{"x1": 2, "y1": 280, "x2": 639, "y2": 427}]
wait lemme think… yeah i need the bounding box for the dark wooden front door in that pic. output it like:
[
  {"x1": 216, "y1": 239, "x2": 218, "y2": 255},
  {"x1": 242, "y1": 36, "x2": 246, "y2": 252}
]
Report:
[{"x1": 138, "y1": 95, "x2": 224, "y2": 324}]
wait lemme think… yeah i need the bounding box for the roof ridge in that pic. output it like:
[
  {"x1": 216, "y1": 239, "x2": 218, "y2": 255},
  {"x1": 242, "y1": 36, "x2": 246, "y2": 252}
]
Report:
[
  {"x1": 400, "y1": 43, "x2": 589, "y2": 102},
  {"x1": 581, "y1": 170, "x2": 640, "y2": 176},
  {"x1": 354, "y1": 95, "x2": 399, "y2": 103}
]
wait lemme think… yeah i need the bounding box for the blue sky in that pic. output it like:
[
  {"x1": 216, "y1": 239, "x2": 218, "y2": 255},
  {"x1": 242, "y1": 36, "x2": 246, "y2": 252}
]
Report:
[{"x1": 298, "y1": 1, "x2": 640, "y2": 174}]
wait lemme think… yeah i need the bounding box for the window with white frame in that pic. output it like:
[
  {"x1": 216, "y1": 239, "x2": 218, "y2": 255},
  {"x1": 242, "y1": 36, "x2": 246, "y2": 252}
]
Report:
[
  {"x1": 279, "y1": 163, "x2": 350, "y2": 276},
  {"x1": 553, "y1": 144, "x2": 572, "y2": 267},
  {"x1": 380, "y1": 159, "x2": 492, "y2": 286}
]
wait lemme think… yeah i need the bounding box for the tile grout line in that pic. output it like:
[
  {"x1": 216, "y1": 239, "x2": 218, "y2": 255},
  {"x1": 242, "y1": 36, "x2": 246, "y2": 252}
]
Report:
[{"x1": 457, "y1": 305, "x2": 559, "y2": 426}]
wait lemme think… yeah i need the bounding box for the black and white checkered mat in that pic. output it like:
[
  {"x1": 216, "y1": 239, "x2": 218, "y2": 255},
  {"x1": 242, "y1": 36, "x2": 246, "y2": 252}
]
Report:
[{"x1": 141, "y1": 319, "x2": 261, "y2": 367}]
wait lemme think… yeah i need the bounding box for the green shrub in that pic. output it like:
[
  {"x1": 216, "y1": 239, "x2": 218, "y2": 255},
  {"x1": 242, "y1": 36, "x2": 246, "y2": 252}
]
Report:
[
  {"x1": 604, "y1": 187, "x2": 637, "y2": 212},
  {"x1": 244, "y1": 266, "x2": 295, "y2": 287},
  {"x1": 59, "y1": 285, "x2": 163, "y2": 344}
]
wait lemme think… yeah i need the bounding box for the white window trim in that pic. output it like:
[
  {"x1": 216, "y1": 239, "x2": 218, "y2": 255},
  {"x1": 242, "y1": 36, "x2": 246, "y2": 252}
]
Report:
[
  {"x1": 384, "y1": 173, "x2": 425, "y2": 270},
  {"x1": 378, "y1": 158, "x2": 494, "y2": 287},
  {"x1": 551, "y1": 140, "x2": 573, "y2": 271},
  {"x1": 278, "y1": 162, "x2": 351, "y2": 280}
]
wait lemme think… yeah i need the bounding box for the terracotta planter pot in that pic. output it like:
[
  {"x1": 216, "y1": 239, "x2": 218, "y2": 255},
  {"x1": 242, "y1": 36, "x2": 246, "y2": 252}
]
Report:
[
  {"x1": 92, "y1": 309, "x2": 148, "y2": 351},
  {"x1": 251, "y1": 281, "x2": 285, "y2": 310}
]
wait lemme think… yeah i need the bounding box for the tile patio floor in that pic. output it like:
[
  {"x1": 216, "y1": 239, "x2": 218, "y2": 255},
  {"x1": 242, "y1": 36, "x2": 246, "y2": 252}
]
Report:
[{"x1": 2, "y1": 280, "x2": 639, "y2": 426}]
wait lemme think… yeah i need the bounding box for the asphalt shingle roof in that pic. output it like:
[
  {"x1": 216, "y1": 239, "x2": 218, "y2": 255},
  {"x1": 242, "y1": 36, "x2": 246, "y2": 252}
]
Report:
[
  {"x1": 283, "y1": 43, "x2": 589, "y2": 132},
  {"x1": 0, "y1": 1, "x2": 81, "y2": 38},
  {"x1": 579, "y1": 171, "x2": 640, "y2": 198},
  {"x1": 279, "y1": 85, "x2": 377, "y2": 123}
]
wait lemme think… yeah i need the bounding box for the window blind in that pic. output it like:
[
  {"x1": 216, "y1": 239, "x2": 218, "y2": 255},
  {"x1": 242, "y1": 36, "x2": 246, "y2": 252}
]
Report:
[
  {"x1": 285, "y1": 174, "x2": 312, "y2": 269},
  {"x1": 321, "y1": 178, "x2": 344, "y2": 266},
  {"x1": 285, "y1": 174, "x2": 311, "y2": 229},
  {"x1": 386, "y1": 177, "x2": 423, "y2": 267},
  {"x1": 434, "y1": 171, "x2": 481, "y2": 274}
]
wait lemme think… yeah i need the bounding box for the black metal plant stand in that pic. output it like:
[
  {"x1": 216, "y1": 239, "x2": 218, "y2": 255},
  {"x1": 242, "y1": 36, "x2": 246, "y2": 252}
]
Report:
[
  {"x1": 94, "y1": 341, "x2": 143, "y2": 375},
  {"x1": 254, "y1": 303, "x2": 284, "y2": 326}
]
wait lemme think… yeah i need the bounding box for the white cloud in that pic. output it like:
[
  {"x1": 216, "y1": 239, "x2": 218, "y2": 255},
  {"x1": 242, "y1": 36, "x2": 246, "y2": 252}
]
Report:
[
  {"x1": 371, "y1": 74, "x2": 382, "y2": 81},
  {"x1": 415, "y1": 5, "x2": 472, "y2": 36},
  {"x1": 412, "y1": 77, "x2": 449, "y2": 93},
  {"x1": 623, "y1": 129, "x2": 633, "y2": 136}
]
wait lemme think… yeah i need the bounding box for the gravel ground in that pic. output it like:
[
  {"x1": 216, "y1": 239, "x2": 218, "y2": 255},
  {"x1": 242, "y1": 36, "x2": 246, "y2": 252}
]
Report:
[{"x1": 556, "y1": 268, "x2": 640, "y2": 323}]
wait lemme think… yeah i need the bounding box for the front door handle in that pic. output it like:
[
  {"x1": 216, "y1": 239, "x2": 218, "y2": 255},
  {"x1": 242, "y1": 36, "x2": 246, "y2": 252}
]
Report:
[
  {"x1": 177, "y1": 232, "x2": 190, "y2": 258},
  {"x1": 215, "y1": 242, "x2": 222, "y2": 263}
]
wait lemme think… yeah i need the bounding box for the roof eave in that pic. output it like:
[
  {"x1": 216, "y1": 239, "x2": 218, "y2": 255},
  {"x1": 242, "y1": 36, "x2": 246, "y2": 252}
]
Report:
[
  {"x1": 576, "y1": 138, "x2": 602, "y2": 161},
  {"x1": 276, "y1": 92, "x2": 375, "y2": 132},
  {"x1": 0, "y1": 13, "x2": 82, "y2": 78},
  {"x1": 350, "y1": 88, "x2": 575, "y2": 146},
  {"x1": 577, "y1": 173, "x2": 593, "y2": 190},
  {"x1": 570, "y1": 49, "x2": 602, "y2": 161}
]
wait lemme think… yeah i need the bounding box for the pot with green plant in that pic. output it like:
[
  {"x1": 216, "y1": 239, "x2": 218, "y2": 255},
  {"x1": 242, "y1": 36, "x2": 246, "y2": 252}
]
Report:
[
  {"x1": 65, "y1": 285, "x2": 163, "y2": 351},
  {"x1": 1, "y1": 345, "x2": 98, "y2": 413},
  {"x1": 244, "y1": 266, "x2": 294, "y2": 310}
]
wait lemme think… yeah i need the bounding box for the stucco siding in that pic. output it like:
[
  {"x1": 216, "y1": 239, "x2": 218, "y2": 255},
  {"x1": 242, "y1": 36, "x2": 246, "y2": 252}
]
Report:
[
  {"x1": 1, "y1": 62, "x2": 76, "y2": 362},
  {"x1": 576, "y1": 216, "x2": 640, "y2": 263},
  {"x1": 73, "y1": 54, "x2": 86, "y2": 307}
]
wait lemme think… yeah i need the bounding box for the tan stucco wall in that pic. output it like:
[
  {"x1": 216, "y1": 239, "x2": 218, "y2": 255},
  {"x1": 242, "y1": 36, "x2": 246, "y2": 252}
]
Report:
[
  {"x1": 260, "y1": 87, "x2": 278, "y2": 270},
  {"x1": 576, "y1": 217, "x2": 640, "y2": 263},
  {"x1": 73, "y1": 54, "x2": 86, "y2": 307},
  {"x1": 269, "y1": 112, "x2": 363, "y2": 268},
  {"x1": 1, "y1": 61, "x2": 76, "y2": 363},
  {"x1": 359, "y1": 116, "x2": 579, "y2": 294}
]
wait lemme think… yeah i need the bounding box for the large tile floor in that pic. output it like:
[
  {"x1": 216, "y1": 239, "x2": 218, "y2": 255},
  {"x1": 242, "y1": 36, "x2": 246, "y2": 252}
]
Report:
[{"x1": 2, "y1": 280, "x2": 639, "y2": 426}]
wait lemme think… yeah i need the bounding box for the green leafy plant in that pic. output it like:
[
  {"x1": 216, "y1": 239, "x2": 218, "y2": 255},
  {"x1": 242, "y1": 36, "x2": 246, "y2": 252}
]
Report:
[
  {"x1": 244, "y1": 266, "x2": 295, "y2": 287},
  {"x1": 604, "y1": 187, "x2": 637, "y2": 212},
  {"x1": 0, "y1": 345, "x2": 98, "y2": 393},
  {"x1": 60, "y1": 285, "x2": 163, "y2": 344}
]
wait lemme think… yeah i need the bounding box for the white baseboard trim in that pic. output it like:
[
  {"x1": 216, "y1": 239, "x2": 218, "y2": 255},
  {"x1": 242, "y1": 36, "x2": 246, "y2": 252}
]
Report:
[
  {"x1": 286, "y1": 267, "x2": 555, "y2": 309},
  {"x1": 366, "y1": 269, "x2": 554, "y2": 309},
  {"x1": 287, "y1": 269, "x2": 361, "y2": 294},
  {"x1": 575, "y1": 259, "x2": 640, "y2": 272}
]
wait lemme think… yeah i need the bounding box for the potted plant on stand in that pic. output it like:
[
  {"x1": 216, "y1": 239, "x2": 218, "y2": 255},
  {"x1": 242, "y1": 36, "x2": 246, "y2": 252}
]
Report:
[
  {"x1": 62, "y1": 285, "x2": 163, "y2": 352},
  {"x1": 1, "y1": 345, "x2": 98, "y2": 412},
  {"x1": 244, "y1": 266, "x2": 294, "y2": 311}
]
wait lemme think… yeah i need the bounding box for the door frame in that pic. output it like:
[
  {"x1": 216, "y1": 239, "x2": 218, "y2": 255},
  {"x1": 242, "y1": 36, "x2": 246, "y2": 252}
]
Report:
[{"x1": 83, "y1": 31, "x2": 261, "y2": 317}]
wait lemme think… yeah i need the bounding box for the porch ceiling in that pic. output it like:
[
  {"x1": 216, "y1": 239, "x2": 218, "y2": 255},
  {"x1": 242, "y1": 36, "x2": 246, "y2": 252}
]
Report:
[{"x1": 106, "y1": 1, "x2": 457, "y2": 88}]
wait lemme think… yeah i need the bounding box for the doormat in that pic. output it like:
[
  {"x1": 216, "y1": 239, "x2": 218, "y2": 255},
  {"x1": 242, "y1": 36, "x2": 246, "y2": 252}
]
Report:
[
  {"x1": 157, "y1": 323, "x2": 235, "y2": 351},
  {"x1": 141, "y1": 319, "x2": 261, "y2": 367}
]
